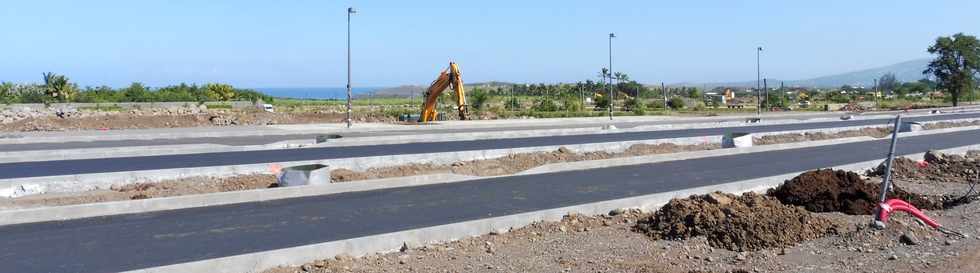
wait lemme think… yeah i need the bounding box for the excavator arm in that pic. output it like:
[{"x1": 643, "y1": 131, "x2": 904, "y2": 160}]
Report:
[{"x1": 419, "y1": 62, "x2": 468, "y2": 122}]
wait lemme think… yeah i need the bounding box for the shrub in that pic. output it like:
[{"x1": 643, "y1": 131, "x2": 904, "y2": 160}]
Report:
[
  {"x1": 561, "y1": 96, "x2": 584, "y2": 112},
  {"x1": 668, "y1": 97, "x2": 686, "y2": 109},
  {"x1": 533, "y1": 98, "x2": 560, "y2": 112}
]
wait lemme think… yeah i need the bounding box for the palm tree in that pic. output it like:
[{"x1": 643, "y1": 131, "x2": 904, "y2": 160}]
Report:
[{"x1": 42, "y1": 72, "x2": 76, "y2": 102}]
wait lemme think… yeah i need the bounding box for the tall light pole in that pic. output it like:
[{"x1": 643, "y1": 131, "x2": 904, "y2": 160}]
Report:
[
  {"x1": 608, "y1": 33, "x2": 616, "y2": 120},
  {"x1": 346, "y1": 7, "x2": 356, "y2": 128},
  {"x1": 874, "y1": 78, "x2": 879, "y2": 110},
  {"x1": 756, "y1": 46, "x2": 763, "y2": 115}
]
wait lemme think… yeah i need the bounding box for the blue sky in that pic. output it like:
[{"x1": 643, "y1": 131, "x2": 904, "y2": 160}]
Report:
[{"x1": 1, "y1": 0, "x2": 978, "y2": 87}]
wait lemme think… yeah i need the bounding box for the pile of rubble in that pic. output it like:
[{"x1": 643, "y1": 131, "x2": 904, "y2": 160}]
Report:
[
  {"x1": 869, "y1": 150, "x2": 980, "y2": 183},
  {"x1": 633, "y1": 191, "x2": 842, "y2": 251}
]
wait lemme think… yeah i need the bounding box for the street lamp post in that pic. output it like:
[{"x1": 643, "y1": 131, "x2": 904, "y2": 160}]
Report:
[
  {"x1": 608, "y1": 33, "x2": 616, "y2": 120},
  {"x1": 756, "y1": 46, "x2": 763, "y2": 115},
  {"x1": 874, "y1": 78, "x2": 881, "y2": 110},
  {"x1": 346, "y1": 7, "x2": 356, "y2": 128}
]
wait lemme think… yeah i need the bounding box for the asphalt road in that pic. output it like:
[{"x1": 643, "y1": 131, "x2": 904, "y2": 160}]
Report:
[
  {"x1": 1, "y1": 129, "x2": 978, "y2": 273},
  {"x1": 0, "y1": 117, "x2": 787, "y2": 151},
  {"x1": 0, "y1": 109, "x2": 966, "y2": 152},
  {"x1": 2, "y1": 112, "x2": 979, "y2": 179}
]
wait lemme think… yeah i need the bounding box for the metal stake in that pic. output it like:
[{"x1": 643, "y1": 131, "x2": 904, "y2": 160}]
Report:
[{"x1": 873, "y1": 115, "x2": 903, "y2": 227}]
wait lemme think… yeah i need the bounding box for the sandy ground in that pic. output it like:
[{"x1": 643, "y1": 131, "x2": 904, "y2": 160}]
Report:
[{"x1": 264, "y1": 153, "x2": 980, "y2": 273}]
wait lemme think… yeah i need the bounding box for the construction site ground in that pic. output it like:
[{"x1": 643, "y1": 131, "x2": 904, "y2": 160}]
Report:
[
  {"x1": 3, "y1": 122, "x2": 978, "y2": 210},
  {"x1": 264, "y1": 151, "x2": 980, "y2": 273},
  {"x1": 0, "y1": 108, "x2": 395, "y2": 132}
]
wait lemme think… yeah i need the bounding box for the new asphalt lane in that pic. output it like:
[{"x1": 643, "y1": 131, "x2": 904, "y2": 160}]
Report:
[
  {"x1": 1, "y1": 112, "x2": 979, "y2": 179},
  {"x1": 1, "y1": 128, "x2": 979, "y2": 272}
]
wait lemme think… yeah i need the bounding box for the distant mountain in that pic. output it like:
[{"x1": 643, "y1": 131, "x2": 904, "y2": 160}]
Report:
[{"x1": 693, "y1": 58, "x2": 931, "y2": 89}]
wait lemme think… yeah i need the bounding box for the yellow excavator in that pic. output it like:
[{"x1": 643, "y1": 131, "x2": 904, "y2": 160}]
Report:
[{"x1": 419, "y1": 62, "x2": 468, "y2": 122}]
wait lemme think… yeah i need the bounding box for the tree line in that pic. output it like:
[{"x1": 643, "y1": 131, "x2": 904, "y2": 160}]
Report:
[{"x1": 0, "y1": 73, "x2": 273, "y2": 104}]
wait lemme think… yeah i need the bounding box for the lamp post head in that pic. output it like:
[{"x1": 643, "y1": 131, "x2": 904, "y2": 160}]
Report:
[
  {"x1": 609, "y1": 33, "x2": 616, "y2": 38},
  {"x1": 348, "y1": 7, "x2": 357, "y2": 14},
  {"x1": 757, "y1": 46, "x2": 763, "y2": 51}
]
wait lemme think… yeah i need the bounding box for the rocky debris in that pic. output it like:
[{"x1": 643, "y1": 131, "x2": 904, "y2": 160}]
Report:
[
  {"x1": 754, "y1": 127, "x2": 892, "y2": 145},
  {"x1": 924, "y1": 150, "x2": 949, "y2": 164},
  {"x1": 769, "y1": 169, "x2": 941, "y2": 215},
  {"x1": 208, "y1": 115, "x2": 238, "y2": 126},
  {"x1": 899, "y1": 233, "x2": 919, "y2": 245},
  {"x1": 922, "y1": 120, "x2": 980, "y2": 130},
  {"x1": 870, "y1": 151, "x2": 980, "y2": 183},
  {"x1": 0, "y1": 104, "x2": 396, "y2": 132},
  {"x1": 633, "y1": 192, "x2": 841, "y2": 251}
]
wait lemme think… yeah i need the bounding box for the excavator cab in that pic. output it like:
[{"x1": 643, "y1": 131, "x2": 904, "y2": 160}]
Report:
[{"x1": 419, "y1": 62, "x2": 468, "y2": 122}]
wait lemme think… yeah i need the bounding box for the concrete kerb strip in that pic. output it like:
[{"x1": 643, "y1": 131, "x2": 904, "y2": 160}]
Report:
[
  {"x1": 4, "y1": 124, "x2": 979, "y2": 225},
  {"x1": 119, "y1": 142, "x2": 980, "y2": 273},
  {"x1": 1, "y1": 105, "x2": 974, "y2": 146},
  {"x1": 3, "y1": 122, "x2": 980, "y2": 197},
  {"x1": 2, "y1": 113, "x2": 975, "y2": 167},
  {"x1": 0, "y1": 124, "x2": 858, "y2": 197}
]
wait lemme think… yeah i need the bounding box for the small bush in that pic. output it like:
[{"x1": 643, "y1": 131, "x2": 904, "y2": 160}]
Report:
[
  {"x1": 668, "y1": 97, "x2": 686, "y2": 109},
  {"x1": 561, "y1": 96, "x2": 584, "y2": 112},
  {"x1": 533, "y1": 98, "x2": 560, "y2": 112}
]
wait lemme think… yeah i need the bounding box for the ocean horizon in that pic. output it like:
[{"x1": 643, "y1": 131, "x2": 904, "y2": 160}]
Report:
[{"x1": 253, "y1": 87, "x2": 383, "y2": 99}]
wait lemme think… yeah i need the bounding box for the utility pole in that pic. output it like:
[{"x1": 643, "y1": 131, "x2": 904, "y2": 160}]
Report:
[
  {"x1": 608, "y1": 33, "x2": 616, "y2": 120},
  {"x1": 874, "y1": 78, "x2": 880, "y2": 110},
  {"x1": 764, "y1": 78, "x2": 769, "y2": 110},
  {"x1": 346, "y1": 7, "x2": 357, "y2": 128},
  {"x1": 756, "y1": 46, "x2": 763, "y2": 115},
  {"x1": 662, "y1": 82, "x2": 668, "y2": 110}
]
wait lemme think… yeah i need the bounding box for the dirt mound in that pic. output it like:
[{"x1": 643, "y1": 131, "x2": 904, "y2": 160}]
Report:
[
  {"x1": 112, "y1": 174, "x2": 277, "y2": 198},
  {"x1": 922, "y1": 120, "x2": 980, "y2": 130},
  {"x1": 769, "y1": 169, "x2": 941, "y2": 215},
  {"x1": 633, "y1": 192, "x2": 841, "y2": 252},
  {"x1": 868, "y1": 151, "x2": 980, "y2": 183},
  {"x1": 754, "y1": 127, "x2": 891, "y2": 145},
  {"x1": 330, "y1": 144, "x2": 718, "y2": 182}
]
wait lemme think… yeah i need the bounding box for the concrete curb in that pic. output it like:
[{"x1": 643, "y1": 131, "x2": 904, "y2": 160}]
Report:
[
  {"x1": 4, "y1": 124, "x2": 979, "y2": 224},
  {"x1": 9, "y1": 117, "x2": 980, "y2": 199},
  {"x1": 0, "y1": 112, "x2": 953, "y2": 164},
  {"x1": 1, "y1": 115, "x2": 975, "y2": 165},
  {"x1": 119, "y1": 142, "x2": 980, "y2": 273}
]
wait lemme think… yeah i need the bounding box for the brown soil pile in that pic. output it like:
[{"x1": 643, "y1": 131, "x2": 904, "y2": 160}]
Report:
[
  {"x1": 113, "y1": 174, "x2": 278, "y2": 198},
  {"x1": 0, "y1": 174, "x2": 277, "y2": 209},
  {"x1": 868, "y1": 150, "x2": 980, "y2": 183},
  {"x1": 769, "y1": 169, "x2": 941, "y2": 215},
  {"x1": 633, "y1": 192, "x2": 841, "y2": 252},
  {"x1": 922, "y1": 120, "x2": 980, "y2": 130},
  {"x1": 331, "y1": 143, "x2": 719, "y2": 182},
  {"x1": 754, "y1": 127, "x2": 891, "y2": 145}
]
